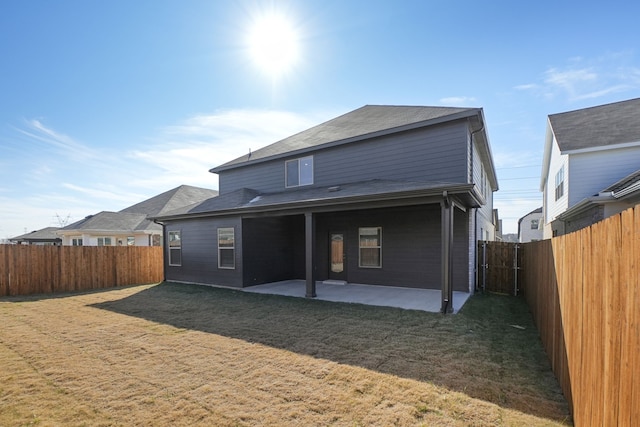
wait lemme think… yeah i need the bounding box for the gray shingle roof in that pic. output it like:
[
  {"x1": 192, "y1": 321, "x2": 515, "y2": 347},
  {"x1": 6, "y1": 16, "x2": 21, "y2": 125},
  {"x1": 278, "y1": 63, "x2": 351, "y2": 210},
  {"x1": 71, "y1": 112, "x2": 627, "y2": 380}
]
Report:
[
  {"x1": 120, "y1": 184, "x2": 218, "y2": 216},
  {"x1": 9, "y1": 227, "x2": 61, "y2": 242},
  {"x1": 61, "y1": 211, "x2": 151, "y2": 232},
  {"x1": 212, "y1": 105, "x2": 478, "y2": 172},
  {"x1": 62, "y1": 185, "x2": 219, "y2": 233},
  {"x1": 549, "y1": 98, "x2": 640, "y2": 152},
  {"x1": 155, "y1": 179, "x2": 478, "y2": 220}
]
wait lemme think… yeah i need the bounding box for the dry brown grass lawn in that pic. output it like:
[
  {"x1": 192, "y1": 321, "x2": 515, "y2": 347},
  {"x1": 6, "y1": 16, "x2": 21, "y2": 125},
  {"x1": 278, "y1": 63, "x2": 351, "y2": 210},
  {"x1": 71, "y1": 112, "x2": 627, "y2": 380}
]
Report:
[{"x1": 0, "y1": 282, "x2": 571, "y2": 426}]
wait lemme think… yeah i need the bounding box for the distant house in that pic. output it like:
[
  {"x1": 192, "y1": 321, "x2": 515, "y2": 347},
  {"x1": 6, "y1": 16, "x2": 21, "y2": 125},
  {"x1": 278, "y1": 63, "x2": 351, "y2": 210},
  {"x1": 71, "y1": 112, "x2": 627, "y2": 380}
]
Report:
[
  {"x1": 518, "y1": 207, "x2": 543, "y2": 243},
  {"x1": 540, "y1": 98, "x2": 640, "y2": 237},
  {"x1": 58, "y1": 185, "x2": 218, "y2": 246},
  {"x1": 9, "y1": 227, "x2": 62, "y2": 245},
  {"x1": 154, "y1": 105, "x2": 499, "y2": 312}
]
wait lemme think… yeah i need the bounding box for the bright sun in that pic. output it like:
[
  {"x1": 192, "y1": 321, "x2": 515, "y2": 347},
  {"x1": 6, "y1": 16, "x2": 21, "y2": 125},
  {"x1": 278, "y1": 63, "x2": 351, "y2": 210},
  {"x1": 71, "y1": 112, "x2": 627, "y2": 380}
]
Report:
[{"x1": 247, "y1": 13, "x2": 300, "y2": 78}]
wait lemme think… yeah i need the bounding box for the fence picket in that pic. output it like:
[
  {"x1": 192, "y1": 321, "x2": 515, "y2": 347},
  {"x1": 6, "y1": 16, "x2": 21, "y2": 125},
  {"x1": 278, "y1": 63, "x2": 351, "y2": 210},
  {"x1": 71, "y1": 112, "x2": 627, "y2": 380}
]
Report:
[{"x1": 0, "y1": 245, "x2": 163, "y2": 297}]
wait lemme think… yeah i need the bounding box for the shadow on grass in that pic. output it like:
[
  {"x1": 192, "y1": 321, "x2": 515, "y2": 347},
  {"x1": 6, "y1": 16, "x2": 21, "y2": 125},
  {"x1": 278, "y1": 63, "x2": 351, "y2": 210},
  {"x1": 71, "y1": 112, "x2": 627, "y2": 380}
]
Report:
[{"x1": 90, "y1": 281, "x2": 570, "y2": 423}]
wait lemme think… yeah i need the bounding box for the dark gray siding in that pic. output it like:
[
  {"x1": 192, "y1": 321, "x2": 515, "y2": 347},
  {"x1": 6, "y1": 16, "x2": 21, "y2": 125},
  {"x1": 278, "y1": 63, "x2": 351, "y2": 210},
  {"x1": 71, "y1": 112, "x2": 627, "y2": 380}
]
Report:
[
  {"x1": 242, "y1": 215, "x2": 305, "y2": 286},
  {"x1": 165, "y1": 217, "x2": 243, "y2": 287},
  {"x1": 315, "y1": 205, "x2": 469, "y2": 291},
  {"x1": 219, "y1": 121, "x2": 470, "y2": 194}
]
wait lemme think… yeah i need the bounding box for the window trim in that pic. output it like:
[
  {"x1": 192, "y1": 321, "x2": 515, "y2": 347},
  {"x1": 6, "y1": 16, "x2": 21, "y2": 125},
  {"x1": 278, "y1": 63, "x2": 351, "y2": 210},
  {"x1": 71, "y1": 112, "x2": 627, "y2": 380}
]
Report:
[
  {"x1": 168, "y1": 230, "x2": 182, "y2": 266},
  {"x1": 285, "y1": 155, "x2": 314, "y2": 188},
  {"x1": 71, "y1": 237, "x2": 83, "y2": 246},
  {"x1": 358, "y1": 227, "x2": 382, "y2": 268},
  {"x1": 97, "y1": 237, "x2": 112, "y2": 246},
  {"x1": 555, "y1": 166, "x2": 565, "y2": 201},
  {"x1": 217, "y1": 227, "x2": 235, "y2": 270}
]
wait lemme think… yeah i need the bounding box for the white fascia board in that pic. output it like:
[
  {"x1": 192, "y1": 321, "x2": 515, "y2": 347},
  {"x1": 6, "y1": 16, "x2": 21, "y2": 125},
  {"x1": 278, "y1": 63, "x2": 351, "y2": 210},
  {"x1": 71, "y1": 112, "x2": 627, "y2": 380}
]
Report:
[
  {"x1": 540, "y1": 119, "x2": 554, "y2": 191},
  {"x1": 561, "y1": 140, "x2": 640, "y2": 155}
]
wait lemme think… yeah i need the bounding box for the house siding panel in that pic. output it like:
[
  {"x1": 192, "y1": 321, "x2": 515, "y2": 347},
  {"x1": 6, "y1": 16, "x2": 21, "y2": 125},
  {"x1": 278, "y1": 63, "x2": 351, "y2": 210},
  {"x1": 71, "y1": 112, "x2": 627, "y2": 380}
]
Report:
[
  {"x1": 165, "y1": 217, "x2": 243, "y2": 287},
  {"x1": 242, "y1": 215, "x2": 305, "y2": 286},
  {"x1": 568, "y1": 147, "x2": 640, "y2": 206},
  {"x1": 315, "y1": 205, "x2": 469, "y2": 291},
  {"x1": 219, "y1": 121, "x2": 470, "y2": 194}
]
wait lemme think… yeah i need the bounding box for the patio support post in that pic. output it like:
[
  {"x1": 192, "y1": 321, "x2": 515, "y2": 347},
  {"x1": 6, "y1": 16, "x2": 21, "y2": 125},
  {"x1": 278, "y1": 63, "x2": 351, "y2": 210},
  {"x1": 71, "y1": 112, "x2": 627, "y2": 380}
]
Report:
[
  {"x1": 305, "y1": 212, "x2": 317, "y2": 298},
  {"x1": 440, "y1": 192, "x2": 454, "y2": 313}
]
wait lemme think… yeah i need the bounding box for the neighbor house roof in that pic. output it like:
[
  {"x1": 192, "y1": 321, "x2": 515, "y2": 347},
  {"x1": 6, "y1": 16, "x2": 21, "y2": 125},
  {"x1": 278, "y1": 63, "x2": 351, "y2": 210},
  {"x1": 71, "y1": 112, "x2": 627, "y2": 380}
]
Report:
[
  {"x1": 59, "y1": 212, "x2": 151, "y2": 233},
  {"x1": 120, "y1": 184, "x2": 218, "y2": 216},
  {"x1": 9, "y1": 227, "x2": 62, "y2": 243},
  {"x1": 211, "y1": 105, "x2": 483, "y2": 172},
  {"x1": 154, "y1": 179, "x2": 482, "y2": 221},
  {"x1": 548, "y1": 97, "x2": 640, "y2": 152},
  {"x1": 60, "y1": 185, "x2": 219, "y2": 234}
]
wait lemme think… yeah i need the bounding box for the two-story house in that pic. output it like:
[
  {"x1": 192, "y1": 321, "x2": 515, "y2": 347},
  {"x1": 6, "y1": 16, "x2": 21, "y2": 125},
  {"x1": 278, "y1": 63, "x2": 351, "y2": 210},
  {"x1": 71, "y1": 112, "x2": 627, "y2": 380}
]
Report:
[
  {"x1": 517, "y1": 207, "x2": 543, "y2": 243},
  {"x1": 154, "y1": 105, "x2": 498, "y2": 312},
  {"x1": 540, "y1": 98, "x2": 640, "y2": 238}
]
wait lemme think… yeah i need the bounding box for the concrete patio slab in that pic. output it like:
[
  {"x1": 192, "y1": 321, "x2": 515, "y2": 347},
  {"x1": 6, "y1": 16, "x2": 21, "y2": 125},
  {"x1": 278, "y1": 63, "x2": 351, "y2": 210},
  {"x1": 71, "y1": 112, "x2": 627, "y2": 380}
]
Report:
[{"x1": 242, "y1": 280, "x2": 470, "y2": 313}]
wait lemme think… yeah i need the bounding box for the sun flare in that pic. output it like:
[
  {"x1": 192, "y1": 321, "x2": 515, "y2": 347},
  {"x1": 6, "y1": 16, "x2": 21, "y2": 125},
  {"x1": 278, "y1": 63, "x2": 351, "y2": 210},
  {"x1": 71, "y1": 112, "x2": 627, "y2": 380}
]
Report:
[{"x1": 247, "y1": 13, "x2": 300, "y2": 78}]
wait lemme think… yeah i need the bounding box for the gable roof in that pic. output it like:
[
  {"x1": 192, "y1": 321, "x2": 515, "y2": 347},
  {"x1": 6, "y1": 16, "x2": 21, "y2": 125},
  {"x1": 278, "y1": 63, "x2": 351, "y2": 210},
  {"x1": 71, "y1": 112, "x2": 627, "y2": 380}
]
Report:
[
  {"x1": 9, "y1": 227, "x2": 62, "y2": 242},
  {"x1": 211, "y1": 105, "x2": 481, "y2": 173},
  {"x1": 549, "y1": 97, "x2": 640, "y2": 152},
  {"x1": 120, "y1": 184, "x2": 218, "y2": 216},
  {"x1": 61, "y1": 185, "x2": 219, "y2": 234}
]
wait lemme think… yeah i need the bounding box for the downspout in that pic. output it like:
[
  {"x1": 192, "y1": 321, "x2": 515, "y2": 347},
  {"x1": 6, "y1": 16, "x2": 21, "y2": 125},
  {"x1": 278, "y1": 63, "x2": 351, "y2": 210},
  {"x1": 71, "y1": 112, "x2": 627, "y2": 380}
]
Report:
[
  {"x1": 153, "y1": 219, "x2": 167, "y2": 283},
  {"x1": 468, "y1": 118, "x2": 485, "y2": 294}
]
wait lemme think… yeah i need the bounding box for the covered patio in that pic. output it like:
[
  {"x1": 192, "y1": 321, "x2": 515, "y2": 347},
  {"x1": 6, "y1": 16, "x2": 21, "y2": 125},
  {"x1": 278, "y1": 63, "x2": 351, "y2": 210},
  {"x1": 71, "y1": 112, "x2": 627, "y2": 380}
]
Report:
[{"x1": 242, "y1": 280, "x2": 471, "y2": 313}]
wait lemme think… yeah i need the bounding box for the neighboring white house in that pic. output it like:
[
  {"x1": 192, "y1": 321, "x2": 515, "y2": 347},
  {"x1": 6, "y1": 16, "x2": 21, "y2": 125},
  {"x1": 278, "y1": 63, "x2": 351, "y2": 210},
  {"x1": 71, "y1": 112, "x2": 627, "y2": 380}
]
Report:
[
  {"x1": 540, "y1": 98, "x2": 640, "y2": 238},
  {"x1": 58, "y1": 185, "x2": 218, "y2": 246},
  {"x1": 517, "y1": 207, "x2": 543, "y2": 242}
]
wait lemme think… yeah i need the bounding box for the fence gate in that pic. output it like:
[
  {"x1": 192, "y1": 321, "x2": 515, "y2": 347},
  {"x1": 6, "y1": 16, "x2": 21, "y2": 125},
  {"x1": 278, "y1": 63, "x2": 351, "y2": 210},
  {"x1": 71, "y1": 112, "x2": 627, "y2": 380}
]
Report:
[{"x1": 477, "y1": 241, "x2": 522, "y2": 295}]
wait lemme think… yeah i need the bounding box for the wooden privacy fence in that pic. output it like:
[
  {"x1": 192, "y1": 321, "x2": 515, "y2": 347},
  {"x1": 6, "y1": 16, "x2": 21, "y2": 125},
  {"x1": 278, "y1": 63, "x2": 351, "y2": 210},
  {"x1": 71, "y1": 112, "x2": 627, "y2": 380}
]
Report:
[
  {"x1": 477, "y1": 241, "x2": 522, "y2": 294},
  {"x1": 0, "y1": 245, "x2": 164, "y2": 297},
  {"x1": 520, "y1": 205, "x2": 640, "y2": 426}
]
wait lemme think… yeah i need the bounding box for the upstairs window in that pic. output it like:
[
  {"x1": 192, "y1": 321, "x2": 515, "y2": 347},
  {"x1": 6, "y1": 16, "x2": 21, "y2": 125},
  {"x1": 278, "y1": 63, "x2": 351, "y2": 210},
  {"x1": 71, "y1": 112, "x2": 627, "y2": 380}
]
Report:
[
  {"x1": 530, "y1": 219, "x2": 539, "y2": 230},
  {"x1": 285, "y1": 156, "x2": 313, "y2": 187},
  {"x1": 218, "y1": 227, "x2": 235, "y2": 269},
  {"x1": 168, "y1": 231, "x2": 182, "y2": 266},
  {"x1": 555, "y1": 166, "x2": 565, "y2": 201}
]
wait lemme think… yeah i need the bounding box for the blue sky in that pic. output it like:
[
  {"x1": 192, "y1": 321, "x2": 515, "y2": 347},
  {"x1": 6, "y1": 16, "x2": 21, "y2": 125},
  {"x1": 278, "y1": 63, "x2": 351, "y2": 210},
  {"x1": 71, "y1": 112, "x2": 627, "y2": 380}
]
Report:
[{"x1": 2, "y1": 0, "x2": 640, "y2": 239}]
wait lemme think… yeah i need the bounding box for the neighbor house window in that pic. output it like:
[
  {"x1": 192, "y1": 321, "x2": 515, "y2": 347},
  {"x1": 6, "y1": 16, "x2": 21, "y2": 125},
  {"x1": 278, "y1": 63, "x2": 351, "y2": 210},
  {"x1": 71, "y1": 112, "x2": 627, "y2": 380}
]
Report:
[
  {"x1": 97, "y1": 237, "x2": 112, "y2": 246},
  {"x1": 71, "y1": 238, "x2": 83, "y2": 246},
  {"x1": 218, "y1": 228, "x2": 235, "y2": 269},
  {"x1": 127, "y1": 236, "x2": 135, "y2": 246},
  {"x1": 555, "y1": 166, "x2": 565, "y2": 200},
  {"x1": 168, "y1": 231, "x2": 181, "y2": 266},
  {"x1": 359, "y1": 227, "x2": 382, "y2": 268},
  {"x1": 285, "y1": 156, "x2": 313, "y2": 187},
  {"x1": 531, "y1": 219, "x2": 539, "y2": 230}
]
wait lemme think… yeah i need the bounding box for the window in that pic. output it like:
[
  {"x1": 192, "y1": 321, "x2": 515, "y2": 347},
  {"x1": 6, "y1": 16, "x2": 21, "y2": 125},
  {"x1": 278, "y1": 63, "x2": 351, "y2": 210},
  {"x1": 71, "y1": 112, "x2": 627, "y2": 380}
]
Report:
[
  {"x1": 530, "y1": 219, "x2": 539, "y2": 230},
  {"x1": 359, "y1": 227, "x2": 382, "y2": 268},
  {"x1": 218, "y1": 228, "x2": 235, "y2": 269},
  {"x1": 168, "y1": 231, "x2": 181, "y2": 266},
  {"x1": 285, "y1": 156, "x2": 313, "y2": 187},
  {"x1": 127, "y1": 236, "x2": 135, "y2": 246},
  {"x1": 555, "y1": 166, "x2": 565, "y2": 200},
  {"x1": 72, "y1": 238, "x2": 83, "y2": 246},
  {"x1": 97, "y1": 237, "x2": 112, "y2": 246}
]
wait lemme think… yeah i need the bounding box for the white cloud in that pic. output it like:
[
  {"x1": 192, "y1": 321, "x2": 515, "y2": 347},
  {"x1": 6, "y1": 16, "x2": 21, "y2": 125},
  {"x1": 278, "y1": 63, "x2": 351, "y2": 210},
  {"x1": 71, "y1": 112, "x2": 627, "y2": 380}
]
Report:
[
  {"x1": 439, "y1": 96, "x2": 477, "y2": 106},
  {"x1": 520, "y1": 53, "x2": 640, "y2": 102},
  {"x1": 1, "y1": 108, "x2": 335, "y2": 239}
]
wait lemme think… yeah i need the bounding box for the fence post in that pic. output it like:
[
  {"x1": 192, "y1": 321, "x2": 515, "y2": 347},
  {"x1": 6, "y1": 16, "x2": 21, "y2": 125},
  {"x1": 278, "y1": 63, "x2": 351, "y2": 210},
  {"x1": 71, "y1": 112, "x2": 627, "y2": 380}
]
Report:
[
  {"x1": 482, "y1": 241, "x2": 487, "y2": 293},
  {"x1": 513, "y1": 243, "x2": 519, "y2": 296}
]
